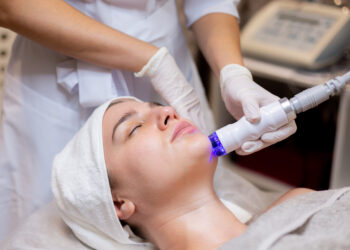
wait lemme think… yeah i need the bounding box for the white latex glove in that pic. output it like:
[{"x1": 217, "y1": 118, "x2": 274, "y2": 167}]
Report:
[
  {"x1": 220, "y1": 64, "x2": 297, "y2": 155},
  {"x1": 134, "y1": 47, "x2": 210, "y2": 134}
]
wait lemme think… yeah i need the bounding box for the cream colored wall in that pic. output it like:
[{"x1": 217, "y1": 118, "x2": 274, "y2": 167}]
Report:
[{"x1": 0, "y1": 28, "x2": 16, "y2": 113}]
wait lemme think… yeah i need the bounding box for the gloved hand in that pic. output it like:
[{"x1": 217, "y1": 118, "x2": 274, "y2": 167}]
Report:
[
  {"x1": 134, "y1": 47, "x2": 210, "y2": 134},
  {"x1": 220, "y1": 64, "x2": 297, "y2": 155}
]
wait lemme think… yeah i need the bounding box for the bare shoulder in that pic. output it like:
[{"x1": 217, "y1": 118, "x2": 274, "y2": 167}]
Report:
[
  {"x1": 284, "y1": 188, "x2": 315, "y2": 198},
  {"x1": 266, "y1": 188, "x2": 315, "y2": 211}
]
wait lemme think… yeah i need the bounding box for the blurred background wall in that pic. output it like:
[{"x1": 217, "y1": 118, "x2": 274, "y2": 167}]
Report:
[{"x1": 0, "y1": 28, "x2": 16, "y2": 114}]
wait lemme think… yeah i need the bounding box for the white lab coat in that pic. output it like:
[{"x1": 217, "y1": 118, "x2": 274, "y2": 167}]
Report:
[{"x1": 0, "y1": 0, "x2": 239, "y2": 241}]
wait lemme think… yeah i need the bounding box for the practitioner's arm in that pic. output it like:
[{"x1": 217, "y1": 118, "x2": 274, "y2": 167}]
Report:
[
  {"x1": 190, "y1": 13, "x2": 297, "y2": 155},
  {"x1": 191, "y1": 13, "x2": 243, "y2": 79},
  {"x1": 0, "y1": 0, "x2": 157, "y2": 72}
]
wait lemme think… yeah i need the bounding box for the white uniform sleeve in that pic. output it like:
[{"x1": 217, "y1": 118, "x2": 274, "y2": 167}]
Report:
[{"x1": 183, "y1": 0, "x2": 240, "y2": 28}]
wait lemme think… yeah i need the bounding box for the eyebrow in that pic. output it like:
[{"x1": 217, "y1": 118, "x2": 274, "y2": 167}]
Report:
[
  {"x1": 112, "y1": 111, "x2": 137, "y2": 140},
  {"x1": 149, "y1": 102, "x2": 163, "y2": 108},
  {"x1": 110, "y1": 101, "x2": 164, "y2": 141}
]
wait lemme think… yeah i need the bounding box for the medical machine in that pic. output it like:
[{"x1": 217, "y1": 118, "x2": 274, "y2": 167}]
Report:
[
  {"x1": 240, "y1": 1, "x2": 350, "y2": 69},
  {"x1": 209, "y1": 71, "x2": 350, "y2": 156}
]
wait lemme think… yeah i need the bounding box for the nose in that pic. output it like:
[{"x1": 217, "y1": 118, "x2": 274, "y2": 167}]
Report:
[{"x1": 156, "y1": 106, "x2": 178, "y2": 130}]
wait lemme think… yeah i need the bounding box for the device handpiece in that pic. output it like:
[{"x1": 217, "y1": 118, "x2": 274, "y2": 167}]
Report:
[{"x1": 209, "y1": 71, "x2": 350, "y2": 157}]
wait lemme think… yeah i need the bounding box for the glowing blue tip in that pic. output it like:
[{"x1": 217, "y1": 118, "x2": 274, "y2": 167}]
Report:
[{"x1": 208, "y1": 132, "x2": 226, "y2": 157}]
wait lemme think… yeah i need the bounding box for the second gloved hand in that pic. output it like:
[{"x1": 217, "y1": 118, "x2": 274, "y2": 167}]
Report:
[
  {"x1": 220, "y1": 64, "x2": 297, "y2": 155},
  {"x1": 134, "y1": 47, "x2": 211, "y2": 134}
]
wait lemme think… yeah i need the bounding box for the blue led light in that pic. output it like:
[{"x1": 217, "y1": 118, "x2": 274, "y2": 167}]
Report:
[{"x1": 208, "y1": 132, "x2": 226, "y2": 157}]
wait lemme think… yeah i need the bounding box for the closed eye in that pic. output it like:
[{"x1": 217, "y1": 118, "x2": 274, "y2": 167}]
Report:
[{"x1": 129, "y1": 124, "x2": 142, "y2": 137}]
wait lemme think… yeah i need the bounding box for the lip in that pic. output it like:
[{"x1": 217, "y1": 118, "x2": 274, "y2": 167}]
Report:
[{"x1": 171, "y1": 121, "x2": 198, "y2": 142}]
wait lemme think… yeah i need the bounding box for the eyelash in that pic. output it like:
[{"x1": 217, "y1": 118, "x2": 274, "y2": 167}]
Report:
[{"x1": 128, "y1": 124, "x2": 142, "y2": 137}]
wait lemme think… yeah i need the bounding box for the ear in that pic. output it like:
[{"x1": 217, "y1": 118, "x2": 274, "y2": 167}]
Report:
[{"x1": 113, "y1": 196, "x2": 136, "y2": 220}]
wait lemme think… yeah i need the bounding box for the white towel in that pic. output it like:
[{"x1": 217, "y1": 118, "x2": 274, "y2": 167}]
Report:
[
  {"x1": 220, "y1": 198, "x2": 252, "y2": 224},
  {"x1": 51, "y1": 96, "x2": 154, "y2": 250}
]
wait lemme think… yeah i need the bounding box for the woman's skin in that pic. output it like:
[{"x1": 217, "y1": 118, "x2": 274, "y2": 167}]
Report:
[
  {"x1": 102, "y1": 100, "x2": 313, "y2": 250},
  {"x1": 102, "y1": 100, "x2": 246, "y2": 250},
  {"x1": 192, "y1": 13, "x2": 244, "y2": 78},
  {"x1": 0, "y1": 0, "x2": 244, "y2": 74}
]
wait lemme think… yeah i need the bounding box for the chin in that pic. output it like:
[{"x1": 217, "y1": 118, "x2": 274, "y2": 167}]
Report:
[{"x1": 182, "y1": 134, "x2": 214, "y2": 162}]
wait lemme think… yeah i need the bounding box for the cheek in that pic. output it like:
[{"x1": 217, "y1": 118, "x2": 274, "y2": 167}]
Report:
[
  {"x1": 123, "y1": 134, "x2": 172, "y2": 179},
  {"x1": 174, "y1": 133, "x2": 217, "y2": 173},
  {"x1": 126, "y1": 133, "x2": 193, "y2": 181},
  {"x1": 176, "y1": 133, "x2": 213, "y2": 159},
  {"x1": 119, "y1": 139, "x2": 179, "y2": 200},
  {"x1": 130, "y1": 134, "x2": 168, "y2": 161}
]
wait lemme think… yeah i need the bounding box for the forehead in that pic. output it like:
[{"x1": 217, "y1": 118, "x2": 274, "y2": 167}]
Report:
[
  {"x1": 103, "y1": 100, "x2": 142, "y2": 128},
  {"x1": 105, "y1": 100, "x2": 143, "y2": 116}
]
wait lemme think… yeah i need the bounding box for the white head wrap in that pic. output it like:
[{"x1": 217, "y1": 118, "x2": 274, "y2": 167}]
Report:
[{"x1": 51, "y1": 96, "x2": 155, "y2": 250}]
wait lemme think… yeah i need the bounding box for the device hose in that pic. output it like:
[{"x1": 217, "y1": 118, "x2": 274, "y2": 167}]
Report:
[
  {"x1": 291, "y1": 70, "x2": 350, "y2": 114},
  {"x1": 340, "y1": 71, "x2": 350, "y2": 85}
]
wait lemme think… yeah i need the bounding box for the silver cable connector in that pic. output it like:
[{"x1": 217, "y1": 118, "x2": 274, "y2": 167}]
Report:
[{"x1": 279, "y1": 98, "x2": 296, "y2": 121}]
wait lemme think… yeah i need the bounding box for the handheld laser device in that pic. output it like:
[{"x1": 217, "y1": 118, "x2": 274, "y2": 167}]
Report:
[{"x1": 209, "y1": 71, "x2": 350, "y2": 156}]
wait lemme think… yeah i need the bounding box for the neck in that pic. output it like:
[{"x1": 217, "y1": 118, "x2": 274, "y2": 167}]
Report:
[{"x1": 141, "y1": 190, "x2": 247, "y2": 250}]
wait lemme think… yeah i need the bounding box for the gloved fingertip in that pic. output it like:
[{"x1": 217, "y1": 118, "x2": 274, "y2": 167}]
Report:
[
  {"x1": 246, "y1": 115, "x2": 260, "y2": 123},
  {"x1": 243, "y1": 103, "x2": 261, "y2": 123},
  {"x1": 261, "y1": 121, "x2": 297, "y2": 143},
  {"x1": 290, "y1": 120, "x2": 298, "y2": 134},
  {"x1": 261, "y1": 133, "x2": 278, "y2": 143},
  {"x1": 241, "y1": 141, "x2": 263, "y2": 153},
  {"x1": 235, "y1": 149, "x2": 249, "y2": 156}
]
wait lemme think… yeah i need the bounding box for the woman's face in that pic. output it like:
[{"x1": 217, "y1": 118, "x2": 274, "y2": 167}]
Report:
[{"x1": 102, "y1": 99, "x2": 217, "y2": 209}]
